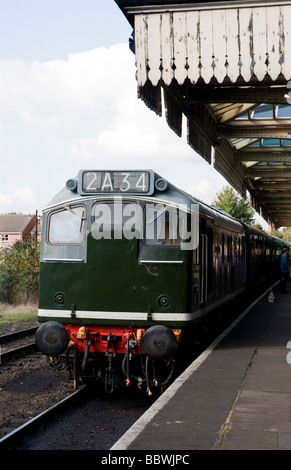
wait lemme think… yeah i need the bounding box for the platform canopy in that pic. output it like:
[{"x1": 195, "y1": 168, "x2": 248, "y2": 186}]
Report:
[{"x1": 114, "y1": 0, "x2": 291, "y2": 228}]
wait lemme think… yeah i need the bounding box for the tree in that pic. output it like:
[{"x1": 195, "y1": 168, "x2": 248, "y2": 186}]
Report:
[
  {"x1": 0, "y1": 239, "x2": 40, "y2": 303},
  {"x1": 269, "y1": 227, "x2": 291, "y2": 242},
  {"x1": 212, "y1": 186, "x2": 256, "y2": 225}
]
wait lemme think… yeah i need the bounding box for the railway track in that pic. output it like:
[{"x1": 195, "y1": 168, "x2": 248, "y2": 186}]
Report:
[
  {"x1": 0, "y1": 326, "x2": 38, "y2": 343},
  {"x1": 0, "y1": 324, "x2": 79, "y2": 448},
  {"x1": 0, "y1": 327, "x2": 38, "y2": 363}
]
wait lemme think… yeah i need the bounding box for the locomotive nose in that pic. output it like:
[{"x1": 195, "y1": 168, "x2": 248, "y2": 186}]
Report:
[
  {"x1": 35, "y1": 321, "x2": 69, "y2": 356},
  {"x1": 142, "y1": 325, "x2": 178, "y2": 361}
]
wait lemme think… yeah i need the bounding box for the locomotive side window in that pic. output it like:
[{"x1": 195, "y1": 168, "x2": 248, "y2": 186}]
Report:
[
  {"x1": 233, "y1": 236, "x2": 238, "y2": 263},
  {"x1": 221, "y1": 233, "x2": 225, "y2": 263},
  {"x1": 144, "y1": 205, "x2": 184, "y2": 246},
  {"x1": 48, "y1": 206, "x2": 86, "y2": 244}
]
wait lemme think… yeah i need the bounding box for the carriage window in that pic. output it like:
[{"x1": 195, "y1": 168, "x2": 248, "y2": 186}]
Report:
[
  {"x1": 145, "y1": 205, "x2": 184, "y2": 246},
  {"x1": 48, "y1": 206, "x2": 85, "y2": 244},
  {"x1": 227, "y1": 235, "x2": 232, "y2": 262},
  {"x1": 221, "y1": 234, "x2": 225, "y2": 263}
]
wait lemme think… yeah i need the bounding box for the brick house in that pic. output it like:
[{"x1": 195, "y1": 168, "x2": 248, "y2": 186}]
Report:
[{"x1": 0, "y1": 214, "x2": 41, "y2": 248}]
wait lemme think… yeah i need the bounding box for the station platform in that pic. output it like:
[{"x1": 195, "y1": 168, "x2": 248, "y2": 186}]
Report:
[{"x1": 112, "y1": 283, "x2": 291, "y2": 450}]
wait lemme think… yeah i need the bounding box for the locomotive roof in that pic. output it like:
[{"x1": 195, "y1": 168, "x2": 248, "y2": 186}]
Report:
[
  {"x1": 44, "y1": 169, "x2": 248, "y2": 233},
  {"x1": 45, "y1": 173, "x2": 193, "y2": 211}
]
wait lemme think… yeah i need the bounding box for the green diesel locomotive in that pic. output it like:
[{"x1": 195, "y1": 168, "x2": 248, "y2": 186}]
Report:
[{"x1": 36, "y1": 170, "x2": 281, "y2": 393}]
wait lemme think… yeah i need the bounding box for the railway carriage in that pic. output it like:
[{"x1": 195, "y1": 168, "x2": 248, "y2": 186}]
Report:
[{"x1": 36, "y1": 170, "x2": 282, "y2": 393}]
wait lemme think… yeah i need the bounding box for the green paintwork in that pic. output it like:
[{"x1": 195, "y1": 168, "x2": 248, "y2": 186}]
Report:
[{"x1": 38, "y1": 231, "x2": 192, "y2": 327}]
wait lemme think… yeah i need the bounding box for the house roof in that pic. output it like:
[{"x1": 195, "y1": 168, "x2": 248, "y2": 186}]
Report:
[{"x1": 0, "y1": 214, "x2": 35, "y2": 233}]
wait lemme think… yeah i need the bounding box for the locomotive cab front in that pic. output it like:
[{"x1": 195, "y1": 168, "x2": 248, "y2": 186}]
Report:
[{"x1": 36, "y1": 170, "x2": 196, "y2": 393}]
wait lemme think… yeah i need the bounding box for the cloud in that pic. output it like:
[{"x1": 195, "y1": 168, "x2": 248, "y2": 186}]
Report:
[
  {"x1": 0, "y1": 187, "x2": 38, "y2": 214},
  {"x1": 0, "y1": 44, "x2": 136, "y2": 131},
  {"x1": 0, "y1": 43, "x2": 229, "y2": 214},
  {"x1": 186, "y1": 180, "x2": 218, "y2": 203}
]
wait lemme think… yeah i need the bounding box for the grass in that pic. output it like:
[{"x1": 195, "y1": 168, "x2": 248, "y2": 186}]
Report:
[{"x1": 0, "y1": 302, "x2": 38, "y2": 333}]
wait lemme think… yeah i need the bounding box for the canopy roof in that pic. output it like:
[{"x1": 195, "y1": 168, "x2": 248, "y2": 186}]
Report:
[{"x1": 114, "y1": 0, "x2": 291, "y2": 228}]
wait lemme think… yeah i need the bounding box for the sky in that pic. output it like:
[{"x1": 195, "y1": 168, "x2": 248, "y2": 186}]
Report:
[{"x1": 0, "y1": 0, "x2": 267, "y2": 227}]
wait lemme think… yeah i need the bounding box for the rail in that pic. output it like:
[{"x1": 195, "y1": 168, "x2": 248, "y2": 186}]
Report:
[
  {"x1": 0, "y1": 327, "x2": 38, "y2": 364},
  {"x1": 0, "y1": 386, "x2": 86, "y2": 449}
]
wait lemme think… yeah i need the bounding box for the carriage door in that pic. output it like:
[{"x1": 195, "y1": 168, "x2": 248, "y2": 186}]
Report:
[{"x1": 200, "y1": 220, "x2": 213, "y2": 304}]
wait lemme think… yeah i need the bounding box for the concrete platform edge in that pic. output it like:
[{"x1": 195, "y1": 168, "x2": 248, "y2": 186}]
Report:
[{"x1": 111, "y1": 282, "x2": 279, "y2": 451}]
